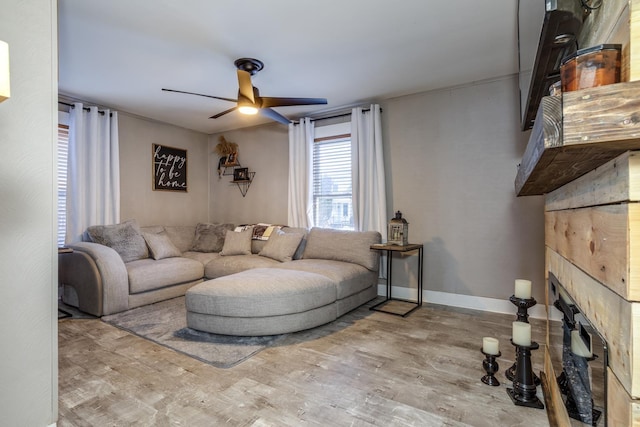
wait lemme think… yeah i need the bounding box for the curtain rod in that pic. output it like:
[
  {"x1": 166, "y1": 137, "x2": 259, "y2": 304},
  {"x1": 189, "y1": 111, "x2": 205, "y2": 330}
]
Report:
[
  {"x1": 58, "y1": 100, "x2": 377, "y2": 122},
  {"x1": 292, "y1": 107, "x2": 381, "y2": 125},
  {"x1": 58, "y1": 100, "x2": 111, "y2": 116}
]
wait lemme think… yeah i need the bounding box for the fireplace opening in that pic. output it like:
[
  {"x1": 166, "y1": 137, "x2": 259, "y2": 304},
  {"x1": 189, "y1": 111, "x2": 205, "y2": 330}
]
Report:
[{"x1": 549, "y1": 273, "x2": 607, "y2": 426}]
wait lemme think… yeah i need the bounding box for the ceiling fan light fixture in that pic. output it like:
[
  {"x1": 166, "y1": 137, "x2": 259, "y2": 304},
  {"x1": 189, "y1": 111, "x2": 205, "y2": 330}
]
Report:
[
  {"x1": 163, "y1": 57, "x2": 327, "y2": 124},
  {"x1": 238, "y1": 105, "x2": 258, "y2": 115}
]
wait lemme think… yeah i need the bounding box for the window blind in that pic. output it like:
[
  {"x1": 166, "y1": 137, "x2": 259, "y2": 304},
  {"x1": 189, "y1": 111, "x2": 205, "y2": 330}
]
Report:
[
  {"x1": 57, "y1": 124, "x2": 69, "y2": 247},
  {"x1": 312, "y1": 137, "x2": 353, "y2": 230}
]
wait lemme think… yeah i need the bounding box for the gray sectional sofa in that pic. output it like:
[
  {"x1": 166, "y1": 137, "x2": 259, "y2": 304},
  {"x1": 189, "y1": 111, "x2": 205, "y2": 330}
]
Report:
[{"x1": 59, "y1": 220, "x2": 381, "y2": 335}]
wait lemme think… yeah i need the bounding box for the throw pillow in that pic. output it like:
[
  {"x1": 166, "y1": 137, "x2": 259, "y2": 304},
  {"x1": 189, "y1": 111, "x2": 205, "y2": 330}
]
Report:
[
  {"x1": 87, "y1": 219, "x2": 149, "y2": 263},
  {"x1": 143, "y1": 230, "x2": 181, "y2": 260},
  {"x1": 252, "y1": 223, "x2": 283, "y2": 240},
  {"x1": 220, "y1": 228, "x2": 253, "y2": 256},
  {"x1": 189, "y1": 223, "x2": 235, "y2": 252},
  {"x1": 258, "y1": 230, "x2": 304, "y2": 262}
]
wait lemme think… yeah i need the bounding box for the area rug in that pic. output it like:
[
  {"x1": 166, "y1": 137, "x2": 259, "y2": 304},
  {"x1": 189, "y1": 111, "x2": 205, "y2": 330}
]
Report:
[{"x1": 102, "y1": 296, "x2": 287, "y2": 368}]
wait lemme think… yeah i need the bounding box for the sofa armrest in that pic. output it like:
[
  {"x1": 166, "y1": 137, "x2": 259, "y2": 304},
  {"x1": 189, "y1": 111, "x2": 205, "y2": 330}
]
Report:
[{"x1": 60, "y1": 242, "x2": 129, "y2": 316}]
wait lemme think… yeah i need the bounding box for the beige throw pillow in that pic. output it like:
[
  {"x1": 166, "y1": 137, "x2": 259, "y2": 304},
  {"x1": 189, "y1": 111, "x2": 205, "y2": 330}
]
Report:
[
  {"x1": 220, "y1": 228, "x2": 253, "y2": 256},
  {"x1": 143, "y1": 231, "x2": 181, "y2": 260},
  {"x1": 258, "y1": 230, "x2": 304, "y2": 262}
]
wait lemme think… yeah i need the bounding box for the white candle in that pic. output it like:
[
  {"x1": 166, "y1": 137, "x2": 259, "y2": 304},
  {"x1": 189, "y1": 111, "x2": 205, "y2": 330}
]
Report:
[
  {"x1": 570, "y1": 330, "x2": 592, "y2": 358},
  {"x1": 482, "y1": 337, "x2": 500, "y2": 355},
  {"x1": 512, "y1": 321, "x2": 531, "y2": 346},
  {"x1": 515, "y1": 279, "x2": 532, "y2": 299}
]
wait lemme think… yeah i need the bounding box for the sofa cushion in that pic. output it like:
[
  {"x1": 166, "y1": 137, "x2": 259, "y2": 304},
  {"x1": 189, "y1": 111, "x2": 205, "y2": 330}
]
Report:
[
  {"x1": 258, "y1": 230, "x2": 304, "y2": 262},
  {"x1": 182, "y1": 250, "x2": 221, "y2": 266},
  {"x1": 204, "y1": 254, "x2": 281, "y2": 279},
  {"x1": 189, "y1": 223, "x2": 235, "y2": 252},
  {"x1": 278, "y1": 259, "x2": 378, "y2": 300},
  {"x1": 87, "y1": 219, "x2": 149, "y2": 263},
  {"x1": 143, "y1": 230, "x2": 181, "y2": 260},
  {"x1": 162, "y1": 226, "x2": 196, "y2": 253},
  {"x1": 220, "y1": 228, "x2": 252, "y2": 256},
  {"x1": 186, "y1": 268, "x2": 336, "y2": 318},
  {"x1": 127, "y1": 257, "x2": 204, "y2": 294},
  {"x1": 302, "y1": 227, "x2": 381, "y2": 271}
]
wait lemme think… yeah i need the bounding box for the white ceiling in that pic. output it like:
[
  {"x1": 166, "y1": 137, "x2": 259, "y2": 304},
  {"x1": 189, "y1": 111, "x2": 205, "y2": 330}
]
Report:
[{"x1": 58, "y1": 0, "x2": 520, "y2": 134}]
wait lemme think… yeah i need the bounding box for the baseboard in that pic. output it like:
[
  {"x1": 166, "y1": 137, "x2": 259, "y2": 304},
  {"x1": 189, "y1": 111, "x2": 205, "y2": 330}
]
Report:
[{"x1": 377, "y1": 284, "x2": 562, "y2": 321}]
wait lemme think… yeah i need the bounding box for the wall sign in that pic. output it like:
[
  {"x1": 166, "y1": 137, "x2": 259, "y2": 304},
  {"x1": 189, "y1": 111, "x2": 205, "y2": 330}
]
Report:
[{"x1": 152, "y1": 144, "x2": 187, "y2": 192}]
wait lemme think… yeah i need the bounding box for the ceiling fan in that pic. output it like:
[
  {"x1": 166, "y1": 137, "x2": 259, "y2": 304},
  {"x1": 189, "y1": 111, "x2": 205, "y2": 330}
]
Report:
[{"x1": 162, "y1": 58, "x2": 328, "y2": 125}]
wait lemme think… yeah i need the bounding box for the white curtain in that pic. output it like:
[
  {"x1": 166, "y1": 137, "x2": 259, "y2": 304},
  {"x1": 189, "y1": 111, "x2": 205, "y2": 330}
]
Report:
[
  {"x1": 287, "y1": 118, "x2": 314, "y2": 228},
  {"x1": 351, "y1": 104, "x2": 387, "y2": 235},
  {"x1": 65, "y1": 103, "x2": 120, "y2": 243}
]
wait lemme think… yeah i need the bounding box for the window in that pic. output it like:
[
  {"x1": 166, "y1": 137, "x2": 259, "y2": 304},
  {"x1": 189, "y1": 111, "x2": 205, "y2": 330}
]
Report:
[
  {"x1": 57, "y1": 113, "x2": 70, "y2": 247},
  {"x1": 312, "y1": 123, "x2": 353, "y2": 230}
]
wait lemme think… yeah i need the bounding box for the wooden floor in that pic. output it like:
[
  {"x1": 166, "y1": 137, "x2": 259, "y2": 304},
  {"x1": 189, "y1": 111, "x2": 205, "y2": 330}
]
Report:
[{"x1": 58, "y1": 299, "x2": 552, "y2": 426}]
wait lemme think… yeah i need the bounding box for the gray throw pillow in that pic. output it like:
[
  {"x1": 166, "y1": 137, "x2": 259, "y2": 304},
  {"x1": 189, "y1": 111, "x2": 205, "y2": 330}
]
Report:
[
  {"x1": 220, "y1": 228, "x2": 253, "y2": 256},
  {"x1": 259, "y1": 230, "x2": 304, "y2": 262},
  {"x1": 190, "y1": 223, "x2": 235, "y2": 252},
  {"x1": 87, "y1": 219, "x2": 149, "y2": 263},
  {"x1": 143, "y1": 230, "x2": 181, "y2": 260}
]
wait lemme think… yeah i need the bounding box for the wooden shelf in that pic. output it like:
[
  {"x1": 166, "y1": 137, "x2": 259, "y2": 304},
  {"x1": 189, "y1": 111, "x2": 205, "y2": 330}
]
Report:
[
  {"x1": 232, "y1": 171, "x2": 255, "y2": 197},
  {"x1": 515, "y1": 80, "x2": 640, "y2": 196}
]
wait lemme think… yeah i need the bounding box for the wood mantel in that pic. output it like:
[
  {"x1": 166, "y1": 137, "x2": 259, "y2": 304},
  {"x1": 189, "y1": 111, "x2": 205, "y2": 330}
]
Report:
[{"x1": 516, "y1": 81, "x2": 640, "y2": 196}]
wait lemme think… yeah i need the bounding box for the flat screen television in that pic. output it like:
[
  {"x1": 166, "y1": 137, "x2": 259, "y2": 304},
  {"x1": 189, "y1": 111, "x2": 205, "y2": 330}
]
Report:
[{"x1": 519, "y1": 0, "x2": 584, "y2": 130}]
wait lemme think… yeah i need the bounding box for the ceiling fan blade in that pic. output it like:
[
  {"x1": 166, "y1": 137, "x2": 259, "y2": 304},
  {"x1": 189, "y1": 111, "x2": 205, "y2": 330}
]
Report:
[
  {"x1": 260, "y1": 107, "x2": 291, "y2": 125},
  {"x1": 210, "y1": 106, "x2": 238, "y2": 119},
  {"x1": 237, "y1": 70, "x2": 255, "y2": 103},
  {"x1": 260, "y1": 97, "x2": 328, "y2": 108},
  {"x1": 162, "y1": 88, "x2": 237, "y2": 103}
]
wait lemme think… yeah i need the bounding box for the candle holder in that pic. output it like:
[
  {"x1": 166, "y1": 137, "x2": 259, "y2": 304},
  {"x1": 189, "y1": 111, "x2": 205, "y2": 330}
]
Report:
[
  {"x1": 510, "y1": 294, "x2": 537, "y2": 323},
  {"x1": 481, "y1": 349, "x2": 501, "y2": 386},
  {"x1": 506, "y1": 295, "x2": 540, "y2": 385},
  {"x1": 507, "y1": 340, "x2": 544, "y2": 410}
]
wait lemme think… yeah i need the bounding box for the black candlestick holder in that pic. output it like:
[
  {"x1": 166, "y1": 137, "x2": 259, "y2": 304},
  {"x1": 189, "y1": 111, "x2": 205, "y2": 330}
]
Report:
[
  {"x1": 510, "y1": 294, "x2": 537, "y2": 323},
  {"x1": 507, "y1": 340, "x2": 544, "y2": 409},
  {"x1": 481, "y1": 349, "x2": 501, "y2": 386},
  {"x1": 506, "y1": 295, "x2": 540, "y2": 385}
]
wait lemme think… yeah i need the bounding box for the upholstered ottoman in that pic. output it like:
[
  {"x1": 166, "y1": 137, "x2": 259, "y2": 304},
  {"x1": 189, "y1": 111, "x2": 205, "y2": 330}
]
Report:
[{"x1": 185, "y1": 267, "x2": 337, "y2": 336}]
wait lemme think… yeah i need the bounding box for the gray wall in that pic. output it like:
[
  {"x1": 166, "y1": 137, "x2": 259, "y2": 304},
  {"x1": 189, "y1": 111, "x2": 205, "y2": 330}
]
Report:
[
  {"x1": 206, "y1": 75, "x2": 545, "y2": 302},
  {"x1": 119, "y1": 113, "x2": 210, "y2": 227},
  {"x1": 208, "y1": 123, "x2": 289, "y2": 224},
  {"x1": 0, "y1": 0, "x2": 58, "y2": 425},
  {"x1": 381, "y1": 76, "x2": 545, "y2": 301}
]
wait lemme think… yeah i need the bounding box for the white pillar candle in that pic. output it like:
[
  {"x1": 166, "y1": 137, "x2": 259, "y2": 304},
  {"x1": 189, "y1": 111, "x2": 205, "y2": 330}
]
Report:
[
  {"x1": 0, "y1": 40, "x2": 9, "y2": 102},
  {"x1": 514, "y1": 279, "x2": 532, "y2": 299},
  {"x1": 482, "y1": 337, "x2": 500, "y2": 355},
  {"x1": 512, "y1": 321, "x2": 532, "y2": 346},
  {"x1": 570, "y1": 330, "x2": 592, "y2": 358}
]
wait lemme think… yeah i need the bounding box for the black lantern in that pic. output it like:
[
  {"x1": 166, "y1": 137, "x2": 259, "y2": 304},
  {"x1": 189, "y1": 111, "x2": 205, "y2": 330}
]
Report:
[{"x1": 388, "y1": 211, "x2": 408, "y2": 246}]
